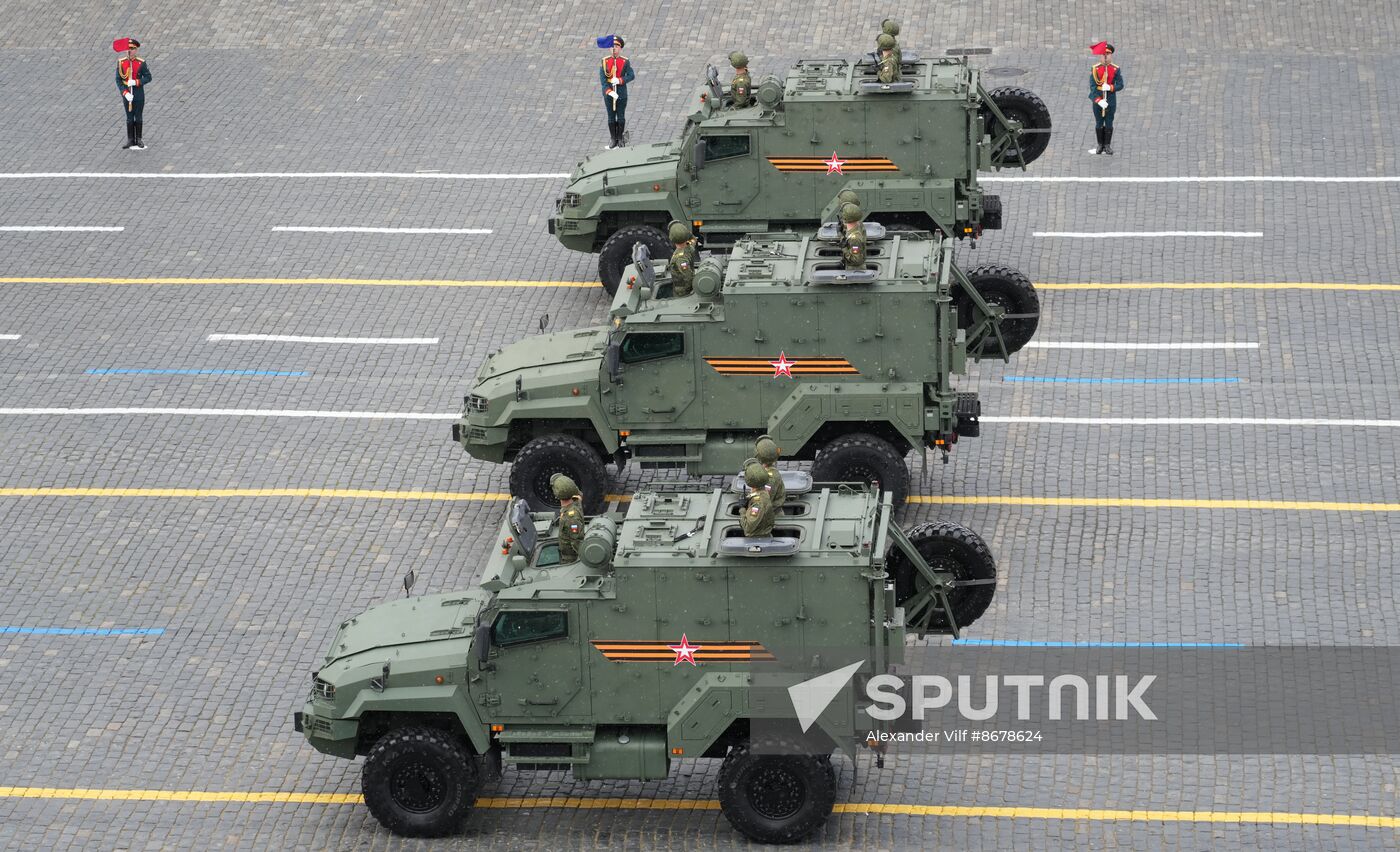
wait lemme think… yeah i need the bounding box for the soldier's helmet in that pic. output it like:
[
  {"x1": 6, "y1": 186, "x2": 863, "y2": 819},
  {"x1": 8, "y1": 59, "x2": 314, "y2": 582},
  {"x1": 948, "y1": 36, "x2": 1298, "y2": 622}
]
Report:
[
  {"x1": 840, "y1": 202, "x2": 863, "y2": 223},
  {"x1": 550, "y1": 473, "x2": 581, "y2": 500},
  {"x1": 755, "y1": 435, "x2": 780, "y2": 464},
  {"x1": 744, "y1": 462, "x2": 769, "y2": 488},
  {"x1": 729, "y1": 51, "x2": 748, "y2": 69},
  {"x1": 836, "y1": 189, "x2": 860, "y2": 207},
  {"x1": 877, "y1": 33, "x2": 896, "y2": 51},
  {"x1": 881, "y1": 19, "x2": 900, "y2": 36},
  {"x1": 668, "y1": 221, "x2": 693, "y2": 243}
]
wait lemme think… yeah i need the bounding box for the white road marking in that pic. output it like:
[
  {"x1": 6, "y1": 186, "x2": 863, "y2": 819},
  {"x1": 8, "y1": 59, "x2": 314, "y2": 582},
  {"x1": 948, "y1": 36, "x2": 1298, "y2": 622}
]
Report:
[
  {"x1": 0, "y1": 226, "x2": 124, "y2": 232},
  {"x1": 1034, "y1": 231, "x2": 1262, "y2": 238},
  {"x1": 983, "y1": 416, "x2": 1400, "y2": 427},
  {"x1": 0, "y1": 409, "x2": 1397, "y2": 429},
  {"x1": 0, "y1": 408, "x2": 457, "y2": 419},
  {"x1": 1026, "y1": 342, "x2": 1260, "y2": 350},
  {"x1": 271, "y1": 226, "x2": 491, "y2": 235},
  {"x1": 207, "y1": 334, "x2": 439, "y2": 345},
  {"x1": 0, "y1": 172, "x2": 568, "y2": 180},
  {"x1": 0, "y1": 334, "x2": 19, "y2": 340},
  {"x1": 986, "y1": 176, "x2": 1400, "y2": 184}
]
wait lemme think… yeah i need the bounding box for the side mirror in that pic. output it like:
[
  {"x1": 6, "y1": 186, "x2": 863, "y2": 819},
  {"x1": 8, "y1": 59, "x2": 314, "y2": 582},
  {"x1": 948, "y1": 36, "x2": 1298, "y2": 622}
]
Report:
[
  {"x1": 402, "y1": 570, "x2": 416, "y2": 597},
  {"x1": 705, "y1": 63, "x2": 722, "y2": 102},
  {"x1": 605, "y1": 340, "x2": 622, "y2": 383},
  {"x1": 474, "y1": 622, "x2": 492, "y2": 668},
  {"x1": 632, "y1": 243, "x2": 655, "y2": 290},
  {"x1": 692, "y1": 137, "x2": 706, "y2": 171}
]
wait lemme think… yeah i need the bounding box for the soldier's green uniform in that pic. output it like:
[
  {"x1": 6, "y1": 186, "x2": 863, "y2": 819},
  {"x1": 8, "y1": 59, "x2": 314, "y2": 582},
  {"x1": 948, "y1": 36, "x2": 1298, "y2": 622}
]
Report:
[
  {"x1": 666, "y1": 221, "x2": 697, "y2": 297},
  {"x1": 551, "y1": 474, "x2": 585, "y2": 564},
  {"x1": 728, "y1": 52, "x2": 753, "y2": 108},
  {"x1": 754, "y1": 435, "x2": 785, "y2": 507},
  {"x1": 881, "y1": 19, "x2": 902, "y2": 66},
  {"x1": 876, "y1": 35, "x2": 900, "y2": 84},
  {"x1": 839, "y1": 202, "x2": 867, "y2": 270},
  {"x1": 740, "y1": 463, "x2": 776, "y2": 537}
]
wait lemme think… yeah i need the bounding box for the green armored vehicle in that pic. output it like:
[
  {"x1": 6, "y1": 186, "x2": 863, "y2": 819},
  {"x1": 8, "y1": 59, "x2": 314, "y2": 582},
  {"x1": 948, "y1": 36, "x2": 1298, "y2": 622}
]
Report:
[
  {"x1": 550, "y1": 55, "x2": 1051, "y2": 292},
  {"x1": 455, "y1": 226, "x2": 1038, "y2": 512},
  {"x1": 297, "y1": 482, "x2": 997, "y2": 842}
]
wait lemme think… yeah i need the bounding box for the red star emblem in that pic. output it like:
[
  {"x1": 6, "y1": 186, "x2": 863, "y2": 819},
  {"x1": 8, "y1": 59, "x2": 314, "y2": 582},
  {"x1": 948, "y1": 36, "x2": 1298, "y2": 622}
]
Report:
[
  {"x1": 823, "y1": 152, "x2": 846, "y2": 174},
  {"x1": 770, "y1": 351, "x2": 795, "y2": 378},
  {"x1": 669, "y1": 633, "x2": 702, "y2": 666}
]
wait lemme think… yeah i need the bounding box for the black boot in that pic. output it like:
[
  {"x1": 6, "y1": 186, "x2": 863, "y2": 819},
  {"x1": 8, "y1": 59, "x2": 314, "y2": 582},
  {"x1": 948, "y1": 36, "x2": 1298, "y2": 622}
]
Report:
[
  {"x1": 617, "y1": 119, "x2": 626, "y2": 148},
  {"x1": 134, "y1": 121, "x2": 145, "y2": 149},
  {"x1": 1094, "y1": 127, "x2": 1104, "y2": 154},
  {"x1": 605, "y1": 121, "x2": 618, "y2": 149},
  {"x1": 123, "y1": 123, "x2": 135, "y2": 149},
  {"x1": 1103, "y1": 127, "x2": 1113, "y2": 156}
]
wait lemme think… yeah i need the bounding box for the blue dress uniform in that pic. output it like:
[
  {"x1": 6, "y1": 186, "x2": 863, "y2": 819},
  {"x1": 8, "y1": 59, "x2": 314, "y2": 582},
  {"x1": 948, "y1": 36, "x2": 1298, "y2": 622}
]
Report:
[
  {"x1": 598, "y1": 36, "x2": 635, "y2": 149},
  {"x1": 114, "y1": 39, "x2": 152, "y2": 150},
  {"x1": 1090, "y1": 52, "x2": 1125, "y2": 155}
]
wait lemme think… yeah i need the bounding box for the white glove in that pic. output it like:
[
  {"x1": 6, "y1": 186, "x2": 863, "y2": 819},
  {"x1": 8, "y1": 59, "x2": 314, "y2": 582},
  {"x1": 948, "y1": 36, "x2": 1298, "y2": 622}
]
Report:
[
  {"x1": 124, "y1": 90, "x2": 134, "y2": 102},
  {"x1": 1095, "y1": 97, "x2": 1108, "y2": 109},
  {"x1": 610, "y1": 76, "x2": 621, "y2": 86},
  {"x1": 1099, "y1": 82, "x2": 1112, "y2": 92}
]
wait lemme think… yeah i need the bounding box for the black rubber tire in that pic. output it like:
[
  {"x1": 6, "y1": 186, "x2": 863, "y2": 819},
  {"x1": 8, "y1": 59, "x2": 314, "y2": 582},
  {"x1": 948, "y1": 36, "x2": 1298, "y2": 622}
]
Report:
[
  {"x1": 810, "y1": 433, "x2": 910, "y2": 506},
  {"x1": 982, "y1": 86, "x2": 1052, "y2": 166},
  {"x1": 509, "y1": 433, "x2": 610, "y2": 514},
  {"x1": 598, "y1": 224, "x2": 671, "y2": 295},
  {"x1": 362, "y1": 726, "x2": 479, "y2": 838},
  {"x1": 717, "y1": 742, "x2": 837, "y2": 844},
  {"x1": 886, "y1": 521, "x2": 997, "y2": 633},
  {"x1": 955, "y1": 264, "x2": 1040, "y2": 355}
]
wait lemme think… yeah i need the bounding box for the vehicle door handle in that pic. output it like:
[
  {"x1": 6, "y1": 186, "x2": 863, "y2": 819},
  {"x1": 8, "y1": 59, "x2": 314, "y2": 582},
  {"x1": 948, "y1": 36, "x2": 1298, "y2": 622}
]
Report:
[
  {"x1": 521, "y1": 698, "x2": 559, "y2": 706},
  {"x1": 645, "y1": 406, "x2": 676, "y2": 414}
]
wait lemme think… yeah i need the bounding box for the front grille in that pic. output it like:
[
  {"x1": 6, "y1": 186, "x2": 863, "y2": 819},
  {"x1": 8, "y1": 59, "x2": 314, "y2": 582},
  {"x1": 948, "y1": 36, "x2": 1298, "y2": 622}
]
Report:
[
  {"x1": 466, "y1": 394, "x2": 489, "y2": 413},
  {"x1": 311, "y1": 678, "x2": 335, "y2": 702},
  {"x1": 561, "y1": 192, "x2": 581, "y2": 208}
]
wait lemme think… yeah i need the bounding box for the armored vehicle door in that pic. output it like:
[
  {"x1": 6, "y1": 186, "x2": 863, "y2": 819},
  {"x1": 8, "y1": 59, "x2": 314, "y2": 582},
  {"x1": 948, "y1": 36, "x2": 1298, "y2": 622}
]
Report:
[
  {"x1": 691, "y1": 132, "x2": 760, "y2": 222},
  {"x1": 483, "y1": 604, "x2": 590, "y2": 720},
  {"x1": 611, "y1": 329, "x2": 698, "y2": 425}
]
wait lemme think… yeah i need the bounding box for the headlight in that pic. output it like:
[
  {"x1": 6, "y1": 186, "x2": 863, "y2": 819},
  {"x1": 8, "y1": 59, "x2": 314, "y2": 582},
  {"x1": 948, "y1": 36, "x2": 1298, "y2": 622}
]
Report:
[
  {"x1": 561, "y1": 192, "x2": 581, "y2": 208},
  {"x1": 466, "y1": 394, "x2": 489, "y2": 413},
  {"x1": 311, "y1": 677, "x2": 335, "y2": 702}
]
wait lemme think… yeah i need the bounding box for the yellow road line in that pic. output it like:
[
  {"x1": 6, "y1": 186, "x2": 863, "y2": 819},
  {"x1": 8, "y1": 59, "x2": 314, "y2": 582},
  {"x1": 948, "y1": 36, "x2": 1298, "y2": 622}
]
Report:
[
  {"x1": 0, "y1": 787, "x2": 1394, "y2": 828},
  {"x1": 1, "y1": 276, "x2": 1397, "y2": 291},
  {"x1": 1038, "y1": 281, "x2": 1400, "y2": 291},
  {"x1": 3, "y1": 488, "x2": 1398, "y2": 512},
  {"x1": 0, "y1": 276, "x2": 597, "y2": 288}
]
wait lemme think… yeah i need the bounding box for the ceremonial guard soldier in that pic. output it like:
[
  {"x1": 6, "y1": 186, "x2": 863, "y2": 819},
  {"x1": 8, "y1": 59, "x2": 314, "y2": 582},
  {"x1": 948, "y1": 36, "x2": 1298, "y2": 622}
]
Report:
[
  {"x1": 113, "y1": 37, "x2": 151, "y2": 150},
  {"x1": 728, "y1": 52, "x2": 753, "y2": 108},
  {"x1": 597, "y1": 35, "x2": 634, "y2": 149},
  {"x1": 1089, "y1": 41, "x2": 1125, "y2": 155},
  {"x1": 551, "y1": 474, "x2": 585, "y2": 564},
  {"x1": 666, "y1": 221, "x2": 697, "y2": 297}
]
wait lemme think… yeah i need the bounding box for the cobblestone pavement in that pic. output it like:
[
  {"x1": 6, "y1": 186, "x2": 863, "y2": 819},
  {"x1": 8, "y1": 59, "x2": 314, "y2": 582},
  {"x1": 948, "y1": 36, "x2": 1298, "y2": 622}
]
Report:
[{"x1": 1, "y1": 1, "x2": 1399, "y2": 849}]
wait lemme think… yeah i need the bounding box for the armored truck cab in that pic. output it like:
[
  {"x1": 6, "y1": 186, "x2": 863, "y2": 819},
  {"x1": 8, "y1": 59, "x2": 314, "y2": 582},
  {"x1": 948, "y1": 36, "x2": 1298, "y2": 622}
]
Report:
[
  {"x1": 551, "y1": 56, "x2": 1051, "y2": 292},
  {"x1": 455, "y1": 228, "x2": 1038, "y2": 512},
  {"x1": 297, "y1": 483, "x2": 997, "y2": 842}
]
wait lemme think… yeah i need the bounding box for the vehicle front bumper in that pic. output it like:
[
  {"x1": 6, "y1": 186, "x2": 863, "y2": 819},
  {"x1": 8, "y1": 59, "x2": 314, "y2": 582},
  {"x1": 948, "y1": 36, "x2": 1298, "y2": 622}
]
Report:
[
  {"x1": 295, "y1": 705, "x2": 360, "y2": 759},
  {"x1": 452, "y1": 421, "x2": 510, "y2": 463},
  {"x1": 550, "y1": 211, "x2": 598, "y2": 253}
]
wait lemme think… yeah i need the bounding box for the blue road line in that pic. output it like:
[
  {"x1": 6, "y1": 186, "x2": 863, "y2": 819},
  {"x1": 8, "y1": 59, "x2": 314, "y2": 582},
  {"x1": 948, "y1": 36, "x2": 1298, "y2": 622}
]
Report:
[
  {"x1": 1003, "y1": 376, "x2": 1239, "y2": 385},
  {"x1": 86, "y1": 368, "x2": 307, "y2": 377},
  {"x1": 952, "y1": 639, "x2": 1245, "y2": 648},
  {"x1": 0, "y1": 626, "x2": 165, "y2": 636}
]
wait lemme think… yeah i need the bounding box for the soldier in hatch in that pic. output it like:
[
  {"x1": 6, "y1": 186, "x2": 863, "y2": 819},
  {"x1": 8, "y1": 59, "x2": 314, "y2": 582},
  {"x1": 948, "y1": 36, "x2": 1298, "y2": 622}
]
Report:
[
  {"x1": 729, "y1": 52, "x2": 753, "y2": 108},
  {"x1": 754, "y1": 435, "x2": 785, "y2": 508},
  {"x1": 881, "y1": 19, "x2": 901, "y2": 65},
  {"x1": 551, "y1": 474, "x2": 585, "y2": 564},
  {"x1": 740, "y1": 463, "x2": 776, "y2": 537},
  {"x1": 666, "y1": 221, "x2": 698, "y2": 296},
  {"x1": 839, "y1": 202, "x2": 867, "y2": 270},
  {"x1": 876, "y1": 35, "x2": 900, "y2": 84}
]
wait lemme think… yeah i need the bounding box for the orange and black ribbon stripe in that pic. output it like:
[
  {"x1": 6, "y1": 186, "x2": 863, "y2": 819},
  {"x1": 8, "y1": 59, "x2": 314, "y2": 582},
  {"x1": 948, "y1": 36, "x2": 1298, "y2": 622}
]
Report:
[
  {"x1": 591, "y1": 640, "x2": 777, "y2": 662},
  {"x1": 704, "y1": 356, "x2": 860, "y2": 376},
  {"x1": 766, "y1": 156, "x2": 898, "y2": 172}
]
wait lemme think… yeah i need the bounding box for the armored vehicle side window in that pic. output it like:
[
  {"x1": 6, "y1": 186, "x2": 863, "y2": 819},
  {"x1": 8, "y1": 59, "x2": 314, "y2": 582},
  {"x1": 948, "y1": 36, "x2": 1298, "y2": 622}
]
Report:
[
  {"x1": 702, "y1": 134, "x2": 751, "y2": 161},
  {"x1": 534, "y1": 542, "x2": 561, "y2": 567},
  {"x1": 493, "y1": 610, "x2": 568, "y2": 647},
  {"x1": 620, "y1": 332, "x2": 684, "y2": 364}
]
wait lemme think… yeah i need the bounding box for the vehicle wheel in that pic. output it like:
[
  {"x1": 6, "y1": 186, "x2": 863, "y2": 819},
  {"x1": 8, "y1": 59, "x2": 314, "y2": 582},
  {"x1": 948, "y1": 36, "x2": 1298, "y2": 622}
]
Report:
[
  {"x1": 598, "y1": 224, "x2": 671, "y2": 295},
  {"x1": 362, "y1": 726, "x2": 479, "y2": 838},
  {"x1": 954, "y1": 264, "x2": 1039, "y2": 355},
  {"x1": 510, "y1": 433, "x2": 610, "y2": 514},
  {"x1": 717, "y1": 742, "x2": 837, "y2": 844},
  {"x1": 886, "y1": 521, "x2": 997, "y2": 633},
  {"x1": 982, "y1": 86, "x2": 1052, "y2": 166},
  {"x1": 810, "y1": 433, "x2": 910, "y2": 506}
]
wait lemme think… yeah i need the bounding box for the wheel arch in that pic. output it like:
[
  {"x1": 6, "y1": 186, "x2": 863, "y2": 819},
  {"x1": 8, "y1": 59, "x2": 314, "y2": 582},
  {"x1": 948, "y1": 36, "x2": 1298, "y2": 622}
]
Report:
[{"x1": 353, "y1": 701, "x2": 490, "y2": 757}]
